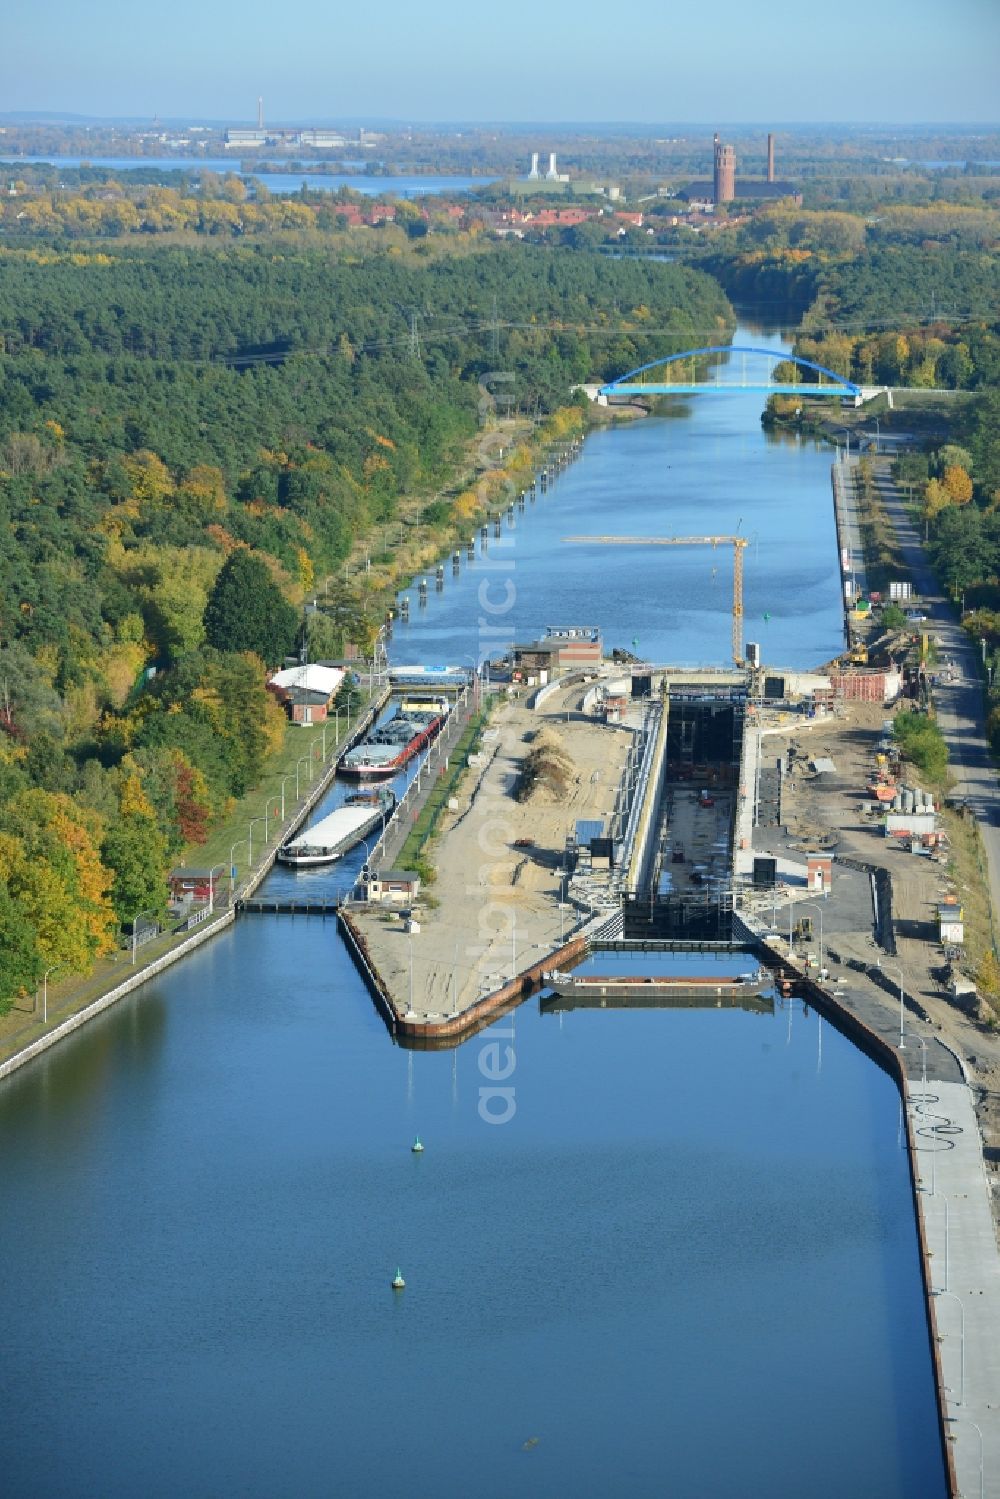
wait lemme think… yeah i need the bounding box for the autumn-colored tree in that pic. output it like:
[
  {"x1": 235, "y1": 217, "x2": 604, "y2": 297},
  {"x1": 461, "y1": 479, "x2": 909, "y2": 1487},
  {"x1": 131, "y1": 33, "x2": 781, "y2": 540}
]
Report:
[
  {"x1": 942, "y1": 465, "x2": 973, "y2": 506},
  {"x1": 172, "y1": 753, "x2": 212, "y2": 845},
  {"x1": 0, "y1": 790, "x2": 116, "y2": 974},
  {"x1": 923, "y1": 478, "x2": 952, "y2": 521},
  {"x1": 123, "y1": 450, "x2": 174, "y2": 508}
]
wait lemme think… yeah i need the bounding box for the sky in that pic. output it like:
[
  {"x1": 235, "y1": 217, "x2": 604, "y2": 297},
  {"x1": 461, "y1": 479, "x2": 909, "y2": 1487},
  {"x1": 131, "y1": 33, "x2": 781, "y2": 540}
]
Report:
[{"x1": 4, "y1": 0, "x2": 999, "y2": 124}]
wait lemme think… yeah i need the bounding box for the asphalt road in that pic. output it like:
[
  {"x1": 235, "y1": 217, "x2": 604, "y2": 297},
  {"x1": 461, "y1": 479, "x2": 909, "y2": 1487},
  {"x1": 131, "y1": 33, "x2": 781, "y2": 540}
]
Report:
[{"x1": 874, "y1": 458, "x2": 1000, "y2": 921}]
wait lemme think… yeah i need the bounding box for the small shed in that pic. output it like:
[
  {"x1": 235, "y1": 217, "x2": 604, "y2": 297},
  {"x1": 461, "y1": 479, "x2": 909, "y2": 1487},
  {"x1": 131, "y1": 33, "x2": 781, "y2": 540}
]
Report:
[
  {"x1": 363, "y1": 869, "x2": 421, "y2": 905},
  {"x1": 806, "y1": 856, "x2": 832, "y2": 893},
  {"x1": 268, "y1": 664, "x2": 345, "y2": 725},
  {"x1": 938, "y1": 902, "x2": 964, "y2": 945},
  {"x1": 168, "y1": 867, "x2": 222, "y2": 904}
]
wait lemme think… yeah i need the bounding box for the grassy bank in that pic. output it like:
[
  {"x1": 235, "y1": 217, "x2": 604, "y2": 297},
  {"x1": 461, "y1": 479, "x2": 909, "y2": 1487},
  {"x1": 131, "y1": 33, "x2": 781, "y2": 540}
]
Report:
[{"x1": 941, "y1": 808, "x2": 1000, "y2": 1023}]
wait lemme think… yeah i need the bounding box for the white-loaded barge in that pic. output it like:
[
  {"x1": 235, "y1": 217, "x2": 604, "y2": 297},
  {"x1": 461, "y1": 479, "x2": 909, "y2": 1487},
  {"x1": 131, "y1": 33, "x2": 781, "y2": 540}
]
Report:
[{"x1": 277, "y1": 792, "x2": 395, "y2": 867}]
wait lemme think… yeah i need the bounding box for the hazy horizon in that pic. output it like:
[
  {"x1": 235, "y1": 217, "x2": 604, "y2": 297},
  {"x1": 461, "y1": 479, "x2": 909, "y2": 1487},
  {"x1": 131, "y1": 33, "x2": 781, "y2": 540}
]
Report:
[{"x1": 5, "y1": 0, "x2": 998, "y2": 126}]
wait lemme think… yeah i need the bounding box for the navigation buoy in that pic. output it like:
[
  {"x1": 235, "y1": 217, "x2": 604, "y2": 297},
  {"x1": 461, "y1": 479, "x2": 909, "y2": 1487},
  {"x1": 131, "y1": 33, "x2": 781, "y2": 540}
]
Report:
[
  {"x1": 392, "y1": 1268, "x2": 405, "y2": 1290},
  {"x1": 411, "y1": 1136, "x2": 424, "y2": 1153}
]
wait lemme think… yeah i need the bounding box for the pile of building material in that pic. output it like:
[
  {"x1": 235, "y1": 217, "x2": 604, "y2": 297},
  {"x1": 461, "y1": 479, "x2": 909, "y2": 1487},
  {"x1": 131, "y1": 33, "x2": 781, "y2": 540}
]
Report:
[{"x1": 514, "y1": 729, "x2": 574, "y2": 803}]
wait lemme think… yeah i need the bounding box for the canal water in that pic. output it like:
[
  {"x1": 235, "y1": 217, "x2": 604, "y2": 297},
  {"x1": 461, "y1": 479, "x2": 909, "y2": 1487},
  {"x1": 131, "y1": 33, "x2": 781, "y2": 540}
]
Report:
[
  {"x1": 7, "y1": 156, "x2": 498, "y2": 197},
  {"x1": 0, "y1": 327, "x2": 946, "y2": 1498}
]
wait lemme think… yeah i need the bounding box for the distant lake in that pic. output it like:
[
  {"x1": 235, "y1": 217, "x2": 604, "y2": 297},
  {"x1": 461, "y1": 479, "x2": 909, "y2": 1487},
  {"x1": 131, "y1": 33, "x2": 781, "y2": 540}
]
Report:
[
  {"x1": 3, "y1": 155, "x2": 499, "y2": 198},
  {"x1": 889, "y1": 158, "x2": 1000, "y2": 170}
]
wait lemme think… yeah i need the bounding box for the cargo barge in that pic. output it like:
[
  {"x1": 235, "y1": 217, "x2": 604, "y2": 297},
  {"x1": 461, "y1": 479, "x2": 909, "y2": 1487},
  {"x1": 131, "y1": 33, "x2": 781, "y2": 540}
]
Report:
[
  {"x1": 542, "y1": 970, "x2": 766, "y2": 1001},
  {"x1": 277, "y1": 791, "x2": 395, "y2": 867},
  {"x1": 338, "y1": 696, "x2": 449, "y2": 780}
]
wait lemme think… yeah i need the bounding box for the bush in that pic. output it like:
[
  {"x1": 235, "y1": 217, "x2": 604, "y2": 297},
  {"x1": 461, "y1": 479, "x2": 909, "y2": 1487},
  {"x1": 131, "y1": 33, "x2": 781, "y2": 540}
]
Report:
[{"x1": 893, "y1": 710, "x2": 948, "y2": 783}]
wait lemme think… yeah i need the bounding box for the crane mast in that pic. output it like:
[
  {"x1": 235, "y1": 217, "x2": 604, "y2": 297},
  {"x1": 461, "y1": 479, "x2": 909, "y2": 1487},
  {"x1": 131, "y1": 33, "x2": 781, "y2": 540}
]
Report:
[{"x1": 563, "y1": 535, "x2": 749, "y2": 664}]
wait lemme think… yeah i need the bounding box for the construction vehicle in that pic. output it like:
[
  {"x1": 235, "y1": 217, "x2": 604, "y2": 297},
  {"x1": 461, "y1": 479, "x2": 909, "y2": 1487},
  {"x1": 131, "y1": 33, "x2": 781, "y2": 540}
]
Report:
[{"x1": 845, "y1": 641, "x2": 868, "y2": 666}]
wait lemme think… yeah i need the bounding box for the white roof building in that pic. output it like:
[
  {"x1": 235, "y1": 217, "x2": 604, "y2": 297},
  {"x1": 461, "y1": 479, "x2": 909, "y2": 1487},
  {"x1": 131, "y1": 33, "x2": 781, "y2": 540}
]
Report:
[{"x1": 269, "y1": 664, "x2": 345, "y2": 698}]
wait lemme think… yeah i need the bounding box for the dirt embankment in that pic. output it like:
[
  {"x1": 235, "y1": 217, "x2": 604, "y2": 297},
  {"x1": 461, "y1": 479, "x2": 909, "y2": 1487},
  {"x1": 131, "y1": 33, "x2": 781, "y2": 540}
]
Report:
[{"x1": 514, "y1": 729, "x2": 574, "y2": 803}]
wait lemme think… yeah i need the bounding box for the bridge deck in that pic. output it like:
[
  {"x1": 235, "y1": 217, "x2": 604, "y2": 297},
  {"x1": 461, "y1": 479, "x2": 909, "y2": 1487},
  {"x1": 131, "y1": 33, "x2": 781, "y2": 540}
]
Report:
[{"x1": 602, "y1": 383, "x2": 855, "y2": 398}]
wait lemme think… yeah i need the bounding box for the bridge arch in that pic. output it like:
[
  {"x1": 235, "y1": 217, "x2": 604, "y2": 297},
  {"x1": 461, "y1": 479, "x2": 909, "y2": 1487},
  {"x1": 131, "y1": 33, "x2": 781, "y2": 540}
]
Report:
[{"x1": 599, "y1": 345, "x2": 862, "y2": 399}]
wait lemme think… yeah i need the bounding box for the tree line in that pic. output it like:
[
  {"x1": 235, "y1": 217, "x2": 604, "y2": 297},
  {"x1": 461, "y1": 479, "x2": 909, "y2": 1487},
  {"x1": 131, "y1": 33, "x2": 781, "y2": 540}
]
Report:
[{"x1": 0, "y1": 237, "x2": 733, "y2": 1007}]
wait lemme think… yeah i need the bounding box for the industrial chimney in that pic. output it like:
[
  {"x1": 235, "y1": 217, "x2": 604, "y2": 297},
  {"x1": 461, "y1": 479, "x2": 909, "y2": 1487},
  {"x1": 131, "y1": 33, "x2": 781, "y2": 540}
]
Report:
[
  {"x1": 528, "y1": 152, "x2": 540, "y2": 179},
  {"x1": 767, "y1": 133, "x2": 775, "y2": 183},
  {"x1": 257, "y1": 96, "x2": 264, "y2": 130},
  {"x1": 546, "y1": 152, "x2": 558, "y2": 180}
]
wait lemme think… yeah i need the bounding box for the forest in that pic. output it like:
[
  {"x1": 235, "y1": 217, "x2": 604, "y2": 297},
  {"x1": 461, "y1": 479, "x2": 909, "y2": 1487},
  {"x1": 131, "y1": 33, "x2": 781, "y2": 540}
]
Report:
[{"x1": 0, "y1": 237, "x2": 733, "y2": 1006}]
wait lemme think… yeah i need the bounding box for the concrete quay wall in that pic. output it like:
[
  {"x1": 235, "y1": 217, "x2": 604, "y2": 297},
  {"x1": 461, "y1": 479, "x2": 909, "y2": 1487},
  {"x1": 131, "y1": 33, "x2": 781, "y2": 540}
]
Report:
[
  {"x1": 338, "y1": 905, "x2": 588, "y2": 1043},
  {"x1": 754, "y1": 936, "x2": 960, "y2": 1497}
]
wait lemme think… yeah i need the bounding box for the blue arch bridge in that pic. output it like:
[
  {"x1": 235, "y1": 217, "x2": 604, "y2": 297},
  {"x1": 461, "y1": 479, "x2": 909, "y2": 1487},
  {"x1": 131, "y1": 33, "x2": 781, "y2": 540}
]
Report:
[{"x1": 587, "y1": 346, "x2": 886, "y2": 406}]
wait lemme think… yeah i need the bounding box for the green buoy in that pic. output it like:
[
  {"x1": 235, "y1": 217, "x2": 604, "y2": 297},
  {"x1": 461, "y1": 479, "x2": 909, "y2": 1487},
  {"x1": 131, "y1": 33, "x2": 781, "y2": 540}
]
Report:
[
  {"x1": 391, "y1": 1268, "x2": 406, "y2": 1290},
  {"x1": 412, "y1": 1136, "x2": 424, "y2": 1153}
]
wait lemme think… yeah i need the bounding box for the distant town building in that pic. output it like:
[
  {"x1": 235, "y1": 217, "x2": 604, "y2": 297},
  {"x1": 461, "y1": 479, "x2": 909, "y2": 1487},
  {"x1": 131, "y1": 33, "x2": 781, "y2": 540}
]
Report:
[
  {"x1": 225, "y1": 128, "x2": 268, "y2": 149},
  {"x1": 682, "y1": 129, "x2": 800, "y2": 207},
  {"x1": 713, "y1": 134, "x2": 736, "y2": 204},
  {"x1": 295, "y1": 129, "x2": 346, "y2": 149}
]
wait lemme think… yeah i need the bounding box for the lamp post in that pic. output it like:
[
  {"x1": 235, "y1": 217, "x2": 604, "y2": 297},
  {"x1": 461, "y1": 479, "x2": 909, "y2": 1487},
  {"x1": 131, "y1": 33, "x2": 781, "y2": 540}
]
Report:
[
  {"x1": 959, "y1": 1419, "x2": 984, "y2": 1499},
  {"x1": 878, "y1": 960, "x2": 907, "y2": 1049},
  {"x1": 248, "y1": 816, "x2": 268, "y2": 868},
  {"x1": 278, "y1": 772, "x2": 296, "y2": 821},
  {"x1": 928, "y1": 1189, "x2": 950, "y2": 1292},
  {"x1": 40, "y1": 967, "x2": 54, "y2": 1024},
  {"x1": 263, "y1": 796, "x2": 281, "y2": 846},
  {"x1": 297, "y1": 753, "x2": 312, "y2": 794},
  {"x1": 934, "y1": 1289, "x2": 965, "y2": 1405},
  {"x1": 206, "y1": 863, "x2": 226, "y2": 916},
  {"x1": 130, "y1": 908, "x2": 161, "y2": 965},
  {"x1": 229, "y1": 837, "x2": 249, "y2": 897}
]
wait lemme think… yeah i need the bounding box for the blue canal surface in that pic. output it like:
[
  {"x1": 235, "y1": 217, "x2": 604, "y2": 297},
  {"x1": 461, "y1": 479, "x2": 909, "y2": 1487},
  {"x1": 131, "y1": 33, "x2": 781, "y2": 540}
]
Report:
[
  {"x1": 6, "y1": 156, "x2": 497, "y2": 197},
  {"x1": 0, "y1": 928, "x2": 945, "y2": 1498},
  {"x1": 389, "y1": 326, "x2": 845, "y2": 675},
  {"x1": 0, "y1": 327, "x2": 946, "y2": 1496}
]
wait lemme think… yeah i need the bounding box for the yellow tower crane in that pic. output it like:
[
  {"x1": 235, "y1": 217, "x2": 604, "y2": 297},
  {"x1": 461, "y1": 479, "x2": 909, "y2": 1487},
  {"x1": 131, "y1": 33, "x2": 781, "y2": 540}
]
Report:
[{"x1": 562, "y1": 534, "x2": 749, "y2": 664}]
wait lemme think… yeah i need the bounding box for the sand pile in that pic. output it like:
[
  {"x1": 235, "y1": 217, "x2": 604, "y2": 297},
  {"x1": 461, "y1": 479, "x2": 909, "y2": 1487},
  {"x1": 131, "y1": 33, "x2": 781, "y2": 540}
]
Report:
[{"x1": 514, "y1": 729, "x2": 574, "y2": 803}]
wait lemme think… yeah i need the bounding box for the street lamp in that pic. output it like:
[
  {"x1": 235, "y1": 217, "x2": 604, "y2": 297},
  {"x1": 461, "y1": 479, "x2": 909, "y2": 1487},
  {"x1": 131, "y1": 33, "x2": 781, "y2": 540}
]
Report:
[
  {"x1": 248, "y1": 815, "x2": 268, "y2": 866},
  {"x1": 278, "y1": 772, "x2": 296, "y2": 821},
  {"x1": 958, "y1": 1419, "x2": 984, "y2": 1499},
  {"x1": 206, "y1": 863, "x2": 226, "y2": 916},
  {"x1": 130, "y1": 908, "x2": 161, "y2": 965},
  {"x1": 262, "y1": 795, "x2": 282, "y2": 846},
  {"x1": 39, "y1": 966, "x2": 55, "y2": 1024},
  {"x1": 934, "y1": 1289, "x2": 965, "y2": 1405},
  {"x1": 297, "y1": 753, "x2": 312, "y2": 793},
  {"x1": 878, "y1": 959, "x2": 907, "y2": 1050},
  {"x1": 928, "y1": 1189, "x2": 950, "y2": 1292},
  {"x1": 229, "y1": 837, "x2": 249, "y2": 897}
]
